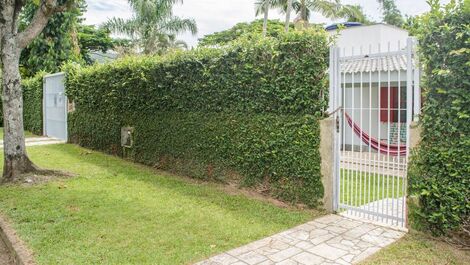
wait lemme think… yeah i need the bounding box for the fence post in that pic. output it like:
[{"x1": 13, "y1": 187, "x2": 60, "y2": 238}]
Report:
[{"x1": 320, "y1": 117, "x2": 335, "y2": 213}]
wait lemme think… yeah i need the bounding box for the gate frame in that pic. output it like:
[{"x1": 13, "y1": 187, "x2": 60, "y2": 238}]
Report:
[
  {"x1": 43, "y1": 72, "x2": 68, "y2": 141},
  {"x1": 329, "y1": 37, "x2": 421, "y2": 227}
]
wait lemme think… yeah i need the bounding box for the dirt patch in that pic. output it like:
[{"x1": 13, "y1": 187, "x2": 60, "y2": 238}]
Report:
[
  {"x1": 0, "y1": 239, "x2": 14, "y2": 265},
  {"x1": 0, "y1": 213, "x2": 36, "y2": 265},
  {"x1": 145, "y1": 166, "x2": 323, "y2": 214},
  {"x1": 5, "y1": 170, "x2": 76, "y2": 186}
]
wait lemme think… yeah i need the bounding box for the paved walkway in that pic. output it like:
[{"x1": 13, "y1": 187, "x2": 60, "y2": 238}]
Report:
[
  {"x1": 0, "y1": 137, "x2": 65, "y2": 148},
  {"x1": 195, "y1": 214, "x2": 405, "y2": 265}
]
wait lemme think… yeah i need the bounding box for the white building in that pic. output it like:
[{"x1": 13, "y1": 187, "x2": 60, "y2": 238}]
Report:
[{"x1": 327, "y1": 24, "x2": 420, "y2": 154}]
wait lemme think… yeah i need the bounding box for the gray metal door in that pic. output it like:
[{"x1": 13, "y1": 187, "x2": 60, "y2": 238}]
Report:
[{"x1": 43, "y1": 72, "x2": 67, "y2": 141}]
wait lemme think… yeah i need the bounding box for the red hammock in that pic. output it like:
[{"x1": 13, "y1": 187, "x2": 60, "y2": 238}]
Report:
[{"x1": 344, "y1": 112, "x2": 407, "y2": 156}]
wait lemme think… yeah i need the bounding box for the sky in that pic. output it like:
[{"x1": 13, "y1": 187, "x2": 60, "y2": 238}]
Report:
[{"x1": 84, "y1": 0, "x2": 451, "y2": 47}]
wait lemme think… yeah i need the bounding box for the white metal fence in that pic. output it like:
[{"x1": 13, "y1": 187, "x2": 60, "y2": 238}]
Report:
[{"x1": 329, "y1": 38, "x2": 420, "y2": 227}]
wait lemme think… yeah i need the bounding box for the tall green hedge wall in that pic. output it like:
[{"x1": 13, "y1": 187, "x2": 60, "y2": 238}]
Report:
[
  {"x1": 0, "y1": 73, "x2": 43, "y2": 135},
  {"x1": 66, "y1": 30, "x2": 329, "y2": 206},
  {"x1": 409, "y1": 1, "x2": 469, "y2": 235}
]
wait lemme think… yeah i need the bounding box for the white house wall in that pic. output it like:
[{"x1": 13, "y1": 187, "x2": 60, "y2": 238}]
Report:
[
  {"x1": 342, "y1": 81, "x2": 407, "y2": 150},
  {"x1": 329, "y1": 24, "x2": 409, "y2": 56}
]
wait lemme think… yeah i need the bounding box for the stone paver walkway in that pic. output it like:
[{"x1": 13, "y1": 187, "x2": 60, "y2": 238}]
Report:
[
  {"x1": 0, "y1": 137, "x2": 65, "y2": 148},
  {"x1": 195, "y1": 214, "x2": 405, "y2": 265}
]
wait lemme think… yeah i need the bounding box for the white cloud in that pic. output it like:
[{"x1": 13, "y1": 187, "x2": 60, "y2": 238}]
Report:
[{"x1": 83, "y1": 0, "x2": 451, "y2": 47}]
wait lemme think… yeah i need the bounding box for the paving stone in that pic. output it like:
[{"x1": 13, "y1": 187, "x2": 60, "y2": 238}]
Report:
[
  {"x1": 237, "y1": 251, "x2": 267, "y2": 265},
  {"x1": 314, "y1": 214, "x2": 344, "y2": 224},
  {"x1": 310, "y1": 233, "x2": 336, "y2": 245},
  {"x1": 276, "y1": 260, "x2": 298, "y2": 265},
  {"x1": 308, "y1": 243, "x2": 348, "y2": 260},
  {"x1": 256, "y1": 259, "x2": 276, "y2": 265},
  {"x1": 288, "y1": 229, "x2": 310, "y2": 241},
  {"x1": 267, "y1": 247, "x2": 303, "y2": 262},
  {"x1": 324, "y1": 225, "x2": 348, "y2": 234},
  {"x1": 291, "y1": 252, "x2": 324, "y2": 265},
  {"x1": 256, "y1": 260, "x2": 274, "y2": 265},
  {"x1": 209, "y1": 253, "x2": 239, "y2": 265},
  {"x1": 309, "y1": 228, "x2": 330, "y2": 238},
  {"x1": 343, "y1": 224, "x2": 376, "y2": 238},
  {"x1": 195, "y1": 214, "x2": 405, "y2": 265},
  {"x1": 294, "y1": 241, "x2": 316, "y2": 250},
  {"x1": 352, "y1": 246, "x2": 381, "y2": 264}
]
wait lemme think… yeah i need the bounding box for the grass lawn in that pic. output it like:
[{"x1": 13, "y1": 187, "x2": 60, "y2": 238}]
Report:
[
  {"x1": 361, "y1": 231, "x2": 470, "y2": 265},
  {"x1": 0, "y1": 144, "x2": 316, "y2": 265},
  {"x1": 0, "y1": 127, "x2": 38, "y2": 139},
  {"x1": 340, "y1": 170, "x2": 405, "y2": 207}
]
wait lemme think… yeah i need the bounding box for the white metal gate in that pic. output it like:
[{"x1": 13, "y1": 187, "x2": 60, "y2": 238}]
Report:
[
  {"x1": 43, "y1": 72, "x2": 67, "y2": 141},
  {"x1": 329, "y1": 38, "x2": 420, "y2": 227}
]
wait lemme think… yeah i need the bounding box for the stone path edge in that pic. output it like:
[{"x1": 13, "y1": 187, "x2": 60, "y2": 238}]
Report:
[{"x1": 0, "y1": 213, "x2": 36, "y2": 265}]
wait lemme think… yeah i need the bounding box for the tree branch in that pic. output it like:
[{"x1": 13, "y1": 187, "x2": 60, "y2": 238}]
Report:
[{"x1": 17, "y1": 0, "x2": 71, "y2": 49}]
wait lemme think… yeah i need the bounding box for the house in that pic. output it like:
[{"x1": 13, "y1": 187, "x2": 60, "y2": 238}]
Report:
[{"x1": 327, "y1": 23, "x2": 420, "y2": 154}]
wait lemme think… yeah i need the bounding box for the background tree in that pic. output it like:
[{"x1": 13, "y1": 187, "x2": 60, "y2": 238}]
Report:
[
  {"x1": 198, "y1": 20, "x2": 293, "y2": 47},
  {"x1": 0, "y1": 0, "x2": 75, "y2": 181},
  {"x1": 77, "y1": 25, "x2": 115, "y2": 64},
  {"x1": 19, "y1": 0, "x2": 84, "y2": 77},
  {"x1": 105, "y1": 0, "x2": 197, "y2": 55},
  {"x1": 257, "y1": 0, "x2": 366, "y2": 30},
  {"x1": 338, "y1": 4, "x2": 371, "y2": 24},
  {"x1": 377, "y1": 0, "x2": 404, "y2": 27},
  {"x1": 255, "y1": 0, "x2": 269, "y2": 37}
]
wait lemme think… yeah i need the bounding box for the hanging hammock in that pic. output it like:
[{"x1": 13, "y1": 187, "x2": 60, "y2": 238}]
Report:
[{"x1": 344, "y1": 112, "x2": 407, "y2": 156}]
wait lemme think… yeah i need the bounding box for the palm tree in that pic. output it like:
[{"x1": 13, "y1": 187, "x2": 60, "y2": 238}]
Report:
[
  {"x1": 255, "y1": 0, "x2": 271, "y2": 37},
  {"x1": 105, "y1": 0, "x2": 197, "y2": 54}
]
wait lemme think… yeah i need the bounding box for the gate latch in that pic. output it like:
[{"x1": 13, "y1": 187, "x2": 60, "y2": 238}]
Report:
[{"x1": 336, "y1": 115, "x2": 340, "y2": 133}]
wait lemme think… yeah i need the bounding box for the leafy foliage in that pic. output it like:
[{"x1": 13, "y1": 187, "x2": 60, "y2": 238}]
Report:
[
  {"x1": 65, "y1": 30, "x2": 329, "y2": 206},
  {"x1": 199, "y1": 20, "x2": 294, "y2": 47},
  {"x1": 77, "y1": 25, "x2": 115, "y2": 64},
  {"x1": 408, "y1": 0, "x2": 470, "y2": 235},
  {"x1": 104, "y1": 0, "x2": 197, "y2": 55},
  {"x1": 19, "y1": 0, "x2": 84, "y2": 77},
  {"x1": 377, "y1": 0, "x2": 404, "y2": 27}
]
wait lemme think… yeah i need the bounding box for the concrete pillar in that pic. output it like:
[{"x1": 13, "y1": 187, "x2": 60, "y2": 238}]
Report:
[
  {"x1": 409, "y1": 121, "x2": 422, "y2": 151},
  {"x1": 320, "y1": 117, "x2": 335, "y2": 213}
]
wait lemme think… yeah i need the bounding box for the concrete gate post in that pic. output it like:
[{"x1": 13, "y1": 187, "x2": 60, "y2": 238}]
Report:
[{"x1": 320, "y1": 117, "x2": 335, "y2": 213}]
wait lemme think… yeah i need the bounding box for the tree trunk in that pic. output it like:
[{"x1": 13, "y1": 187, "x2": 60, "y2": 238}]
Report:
[
  {"x1": 285, "y1": 0, "x2": 293, "y2": 32},
  {"x1": 1, "y1": 34, "x2": 39, "y2": 182},
  {"x1": 262, "y1": 2, "x2": 270, "y2": 37}
]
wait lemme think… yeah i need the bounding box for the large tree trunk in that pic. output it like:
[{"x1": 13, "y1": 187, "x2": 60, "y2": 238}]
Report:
[{"x1": 1, "y1": 34, "x2": 39, "y2": 182}]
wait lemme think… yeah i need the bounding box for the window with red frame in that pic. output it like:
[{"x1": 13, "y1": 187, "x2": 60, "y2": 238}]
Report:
[{"x1": 380, "y1": 87, "x2": 407, "y2": 123}]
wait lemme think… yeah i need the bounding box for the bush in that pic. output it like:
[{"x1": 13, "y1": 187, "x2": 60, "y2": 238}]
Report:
[
  {"x1": 66, "y1": 30, "x2": 329, "y2": 206},
  {"x1": 408, "y1": 0, "x2": 470, "y2": 235},
  {"x1": 0, "y1": 73, "x2": 44, "y2": 135}
]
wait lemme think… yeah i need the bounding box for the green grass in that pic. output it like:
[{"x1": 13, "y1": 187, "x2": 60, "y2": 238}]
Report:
[
  {"x1": 0, "y1": 127, "x2": 38, "y2": 139},
  {"x1": 340, "y1": 170, "x2": 405, "y2": 207},
  {"x1": 361, "y1": 231, "x2": 470, "y2": 265},
  {"x1": 0, "y1": 144, "x2": 315, "y2": 265}
]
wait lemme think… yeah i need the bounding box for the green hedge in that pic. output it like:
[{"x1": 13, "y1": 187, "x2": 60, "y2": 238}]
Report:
[
  {"x1": 66, "y1": 30, "x2": 329, "y2": 206},
  {"x1": 0, "y1": 73, "x2": 44, "y2": 135},
  {"x1": 408, "y1": 0, "x2": 469, "y2": 235}
]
